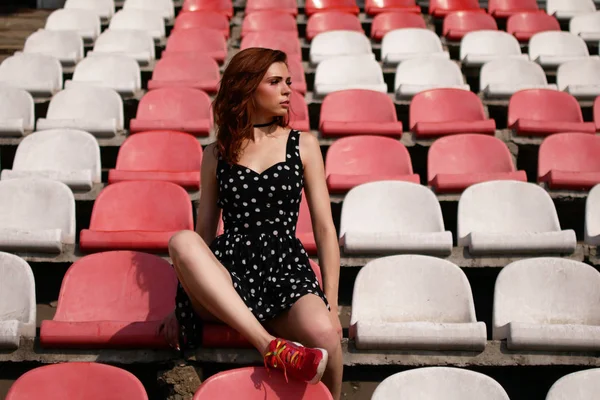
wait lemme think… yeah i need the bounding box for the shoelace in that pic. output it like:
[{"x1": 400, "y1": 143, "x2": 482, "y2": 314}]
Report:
[{"x1": 263, "y1": 340, "x2": 304, "y2": 382}]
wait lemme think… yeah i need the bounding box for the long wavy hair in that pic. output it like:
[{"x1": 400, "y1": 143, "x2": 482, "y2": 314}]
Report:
[{"x1": 212, "y1": 48, "x2": 290, "y2": 164}]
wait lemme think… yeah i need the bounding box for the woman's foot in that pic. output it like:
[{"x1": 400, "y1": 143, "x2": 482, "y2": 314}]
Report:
[{"x1": 263, "y1": 338, "x2": 328, "y2": 384}]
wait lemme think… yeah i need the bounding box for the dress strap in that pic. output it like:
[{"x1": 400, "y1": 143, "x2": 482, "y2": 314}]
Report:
[{"x1": 286, "y1": 129, "x2": 303, "y2": 171}]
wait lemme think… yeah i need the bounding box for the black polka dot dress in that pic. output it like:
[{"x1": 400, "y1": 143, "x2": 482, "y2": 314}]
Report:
[{"x1": 175, "y1": 129, "x2": 329, "y2": 349}]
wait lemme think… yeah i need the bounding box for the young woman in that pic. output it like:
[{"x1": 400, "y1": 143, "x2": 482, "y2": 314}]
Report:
[{"x1": 159, "y1": 48, "x2": 343, "y2": 399}]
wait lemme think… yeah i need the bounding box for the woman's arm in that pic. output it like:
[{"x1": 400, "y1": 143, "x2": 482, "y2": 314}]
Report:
[{"x1": 195, "y1": 143, "x2": 222, "y2": 244}]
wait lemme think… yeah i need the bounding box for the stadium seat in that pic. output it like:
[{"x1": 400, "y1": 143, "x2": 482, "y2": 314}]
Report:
[
  {"x1": 147, "y1": 54, "x2": 220, "y2": 93},
  {"x1": 370, "y1": 12, "x2": 427, "y2": 41},
  {"x1": 123, "y1": 0, "x2": 174, "y2": 20},
  {"x1": 381, "y1": 28, "x2": 449, "y2": 65},
  {"x1": 310, "y1": 30, "x2": 373, "y2": 65},
  {"x1": 429, "y1": 0, "x2": 482, "y2": 17},
  {"x1": 0, "y1": 87, "x2": 34, "y2": 137},
  {"x1": 557, "y1": 58, "x2": 600, "y2": 99},
  {"x1": 193, "y1": 367, "x2": 333, "y2": 399},
  {"x1": 0, "y1": 178, "x2": 75, "y2": 253},
  {"x1": 443, "y1": 10, "x2": 498, "y2": 41},
  {"x1": 325, "y1": 136, "x2": 419, "y2": 193},
  {"x1": 372, "y1": 368, "x2": 510, "y2": 400},
  {"x1": 130, "y1": 88, "x2": 212, "y2": 136},
  {"x1": 241, "y1": 11, "x2": 298, "y2": 38},
  {"x1": 182, "y1": 0, "x2": 233, "y2": 18},
  {"x1": 314, "y1": 55, "x2": 387, "y2": 97},
  {"x1": 163, "y1": 28, "x2": 227, "y2": 63},
  {"x1": 508, "y1": 89, "x2": 595, "y2": 136},
  {"x1": 319, "y1": 89, "x2": 403, "y2": 137},
  {"x1": 480, "y1": 58, "x2": 557, "y2": 98},
  {"x1": 395, "y1": 58, "x2": 470, "y2": 99},
  {"x1": 429, "y1": 134, "x2": 526, "y2": 193},
  {"x1": 109, "y1": 9, "x2": 166, "y2": 43},
  {"x1": 458, "y1": 181, "x2": 577, "y2": 254},
  {"x1": 174, "y1": 11, "x2": 230, "y2": 38},
  {"x1": 1, "y1": 129, "x2": 101, "y2": 191},
  {"x1": 306, "y1": 11, "x2": 363, "y2": 41},
  {"x1": 22, "y1": 29, "x2": 83, "y2": 67},
  {"x1": 507, "y1": 11, "x2": 561, "y2": 41},
  {"x1": 65, "y1": 55, "x2": 141, "y2": 97},
  {"x1": 410, "y1": 89, "x2": 496, "y2": 138},
  {"x1": 529, "y1": 31, "x2": 592, "y2": 68},
  {"x1": 547, "y1": 0, "x2": 596, "y2": 21},
  {"x1": 365, "y1": 0, "x2": 420, "y2": 15},
  {"x1": 339, "y1": 181, "x2": 453, "y2": 255},
  {"x1": 570, "y1": 11, "x2": 600, "y2": 42},
  {"x1": 88, "y1": 30, "x2": 155, "y2": 65},
  {"x1": 240, "y1": 32, "x2": 301, "y2": 61},
  {"x1": 296, "y1": 193, "x2": 317, "y2": 255},
  {"x1": 0, "y1": 253, "x2": 35, "y2": 349},
  {"x1": 460, "y1": 30, "x2": 527, "y2": 67},
  {"x1": 586, "y1": 184, "x2": 600, "y2": 245},
  {"x1": 45, "y1": 9, "x2": 100, "y2": 44},
  {"x1": 488, "y1": 0, "x2": 540, "y2": 17},
  {"x1": 305, "y1": 0, "x2": 360, "y2": 16},
  {"x1": 287, "y1": 57, "x2": 307, "y2": 94},
  {"x1": 288, "y1": 90, "x2": 309, "y2": 131},
  {"x1": 494, "y1": 258, "x2": 600, "y2": 350},
  {"x1": 245, "y1": 0, "x2": 297, "y2": 15},
  {"x1": 64, "y1": 0, "x2": 115, "y2": 21},
  {"x1": 538, "y1": 133, "x2": 600, "y2": 190},
  {"x1": 79, "y1": 182, "x2": 193, "y2": 252},
  {"x1": 546, "y1": 369, "x2": 600, "y2": 400},
  {"x1": 109, "y1": 131, "x2": 202, "y2": 189},
  {"x1": 350, "y1": 255, "x2": 485, "y2": 350},
  {"x1": 5, "y1": 363, "x2": 148, "y2": 400},
  {"x1": 0, "y1": 53, "x2": 62, "y2": 98}
]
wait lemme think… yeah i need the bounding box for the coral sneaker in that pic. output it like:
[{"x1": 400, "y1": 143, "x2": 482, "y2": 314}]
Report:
[{"x1": 263, "y1": 338, "x2": 328, "y2": 384}]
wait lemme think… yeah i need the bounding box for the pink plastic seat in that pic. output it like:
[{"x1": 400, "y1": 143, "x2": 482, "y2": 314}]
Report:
[
  {"x1": 297, "y1": 193, "x2": 317, "y2": 255},
  {"x1": 162, "y1": 28, "x2": 227, "y2": 63},
  {"x1": 429, "y1": 0, "x2": 483, "y2": 17},
  {"x1": 508, "y1": 89, "x2": 595, "y2": 136},
  {"x1": 182, "y1": 0, "x2": 233, "y2": 18},
  {"x1": 443, "y1": 10, "x2": 498, "y2": 41},
  {"x1": 245, "y1": 0, "x2": 298, "y2": 15},
  {"x1": 193, "y1": 367, "x2": 333, "y2": 399},
  {"x1": 241, "y1": 11, "x2": 298, "y2": 37},
  {"x1": 325, "y1": 136, "x2": 419, "y2": 193},
  {"x1": 147, "y1": 54, "x2": 220, "y2": 93},
  {"x1": 320, "y1": 89, "x2": 403, "y2": 138},
  {"x1": 79, "y1": 181, "x2": 193, "y2": 252},
  {"x1": 370, "y1": 12, "x2": 427, "y2": 40},
  {"x1": 507, "y1": 12, "x2": 560, "y2": 41},
  {"x1": 428, "y1": 134, "x2": 527, "y2": 193},
  {"x1": 130, "y1": 87, "x2": 213, "y2": 136},
  {"x1": 306, "y1": 11, "x2": 363, "y2": 41},
  {"x1": 289, "y1": 90, "x2": 310, "y2": 131},
  {"x1": 109, "y1": 131, "x2": 202, "y2": 190},
  {"x1": 488, "y1": 0, "x2": 541, "y2": 18},
  {"x1": 173, "y1": 11, "x2": 230, "y2": 38},
  {"x1": 40, "y1": 252, "x2": 177, "y2": 348},
  {"x1": 410, "y1": 89, "x2": 496, "y2": 138},
  {"x1": 240, "y1": 32, "x2": 301, "y2": 61},
  {"x1": 305, "y1": 0, "x2": 360, "y2": 16},
  {"x1": 6, "y1": 363, "x2": 148, "y2": 399},
  {"x1": 365, "y1": 0, "x2": 421, "y2": 15},
  {"x1": 538, "y1": 133, "x2": 600, "y2": 190},
  {"x1": 287, "y1": 57, "x2": 307, "y2": 94}
]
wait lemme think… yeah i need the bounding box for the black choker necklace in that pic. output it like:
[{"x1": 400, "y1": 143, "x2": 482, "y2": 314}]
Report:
[{"x1": 253, "y1": 119, "x2": 277, "y2": 128}]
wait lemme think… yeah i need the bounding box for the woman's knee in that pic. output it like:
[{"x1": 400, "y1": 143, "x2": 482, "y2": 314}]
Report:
[{"x1": 303, "y1": 320, "x2": 340, "y2": 354}]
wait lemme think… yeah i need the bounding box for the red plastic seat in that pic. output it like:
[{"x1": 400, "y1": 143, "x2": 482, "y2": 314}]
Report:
[
  {"x1": 306, "y1": 11, "x2": 363, "y2": 41},
  {"x1": 443, "y1": 11, "x2": 498, "y2": 41},
  {"x1": 325, "y1": 136, "x2": 419, "y2": 193},
  {"x1": 173, "y1": 11, "x2": 230, "y2": 38},
  {"x1": 79, "y1": 182, "x2": 193, "y2": 252},
  {"x1": 245, "y1": 0, "x2": 298, "y2": 15},
  {"x1": 370, "y1": 12, "x2": 427, "y2": 40},
  {"x1": 428, "y1": 134, "x2": 527, "y2": 193},
  {"x1": 163, "y1": 28, "x2": 227, "y2": 63},
  {"x1": 182, "y1": 0, "x2": 233, "y2": 18},
  {"x1": 241, "y1": 11, "x2": 298, "y2": 38},
  {"x1": 320, "y1": 89, "x2": 403, "y2": 138},
  {"x1": 305, "y1": 0, "x2": 360, "y2": 16},
  {"x1": 488, "y1": 0, "x2": 540, "y2": 18},
  {"x1": 506, "y1": 12, "x2": 560, "y2": 41},
  {"x1": 429, "y1": 0, "x2": 482, "y2": 17},
  {"x1": 130, "y1": 88, "x2": 213, "y2": 136},
  {"x1": 538, "y1": 133, "x2": 600, "y2": 190},
  {"x1": 147, "y1": 54, "x2": 220, "y2": 93},
  {"x1": 410, "y1": 89, "x2": 496, "y2": 138},
  {"x1": 240, "y1": 32, "x2": 301, "y2": 61},
  {"x1": 365, "y1": 0, "x2": 421, "y2": 15},
  {"x1": 193, "y1": 367, "x2": 333, "y2": 399},
  {"x1": 287, "y1": 57, "x2": 307, "y2": 94},
  {"x1": 289, "y1": 90, "x2": 309, "y2": 131},
  {"x1": 6, "y1": 363, "x2": 148, "y2": 399},
  {"x1": 40, "y1": 251, "x2": 177, "y2": 347},
  {"x1": 297, "y1": 193, "x2": 317, "y2": 255},
  {"x1": 508, "y1": 89, "x2": 595, "y2": 136},
  {"x1": 109, "y1": 131, "x2": 202, "y2": 190}
]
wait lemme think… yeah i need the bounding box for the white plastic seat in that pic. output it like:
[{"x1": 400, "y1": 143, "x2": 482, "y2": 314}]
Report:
[
  {"x1": 494, "y1": 258, "x2": 600, "y2": 351},
  {"x1": 64, "y1": 0, "x2": 115, "y2": 21},
  {"x1": 65, "y1": 55, "x2": 141, "y2": 96},
  {"x1": 0, "y1": 88, "x2": 34, "y2": 137},
  {"x1": 458, "y1": 181, "x2": 577, "y2": 254},
  {"x1": 44, "y1": 9, "x2": 100, "y2": 44},
  {"x1": 585, "y1": 184, "x2": 600, "y2": 246},
  {"x1": 460, "y1": 30, "x2": 527, "y2": 68},
  {"x1": 88, "y1": 30, "x2": 155, "y2": 65},
  {"x1": 372, "y1": 368, "x2": 510, "y2": 400},
  {"x1": 0, "y1": 253, "x2": 35, "y2": 349},
  {"x1": 547, "y1": 0, "x2": 596, "y2": 21},
  {"x1": 314, "y1": 55, "x2": 387, "y2": 97},
  {"x1": 22, "y1": 30, "x2": 83, "y2": 67},
  {"x1": 529, "y1": 31, "x2": 592, "y2": 68},
  {"x1": 557, "y1": 58, "x2": 600, "y2": 99},
  {"x1": 123, "y1": 0, "x2": 174, "y2": 20},
  {"x1": 37, "y1": 87, "x2": 123, "y2": 137},
  {"x1": 0, "y1": 178, "x2": 75, "y2": 253},
  {"x1": 350, "y1": 255, "x2": 486, "y2": 351},
  {"x1": 570, "y1": 12, "x2": 600, "y2": 42},
  {"x1": 381, "y1": 28, "x2": 449, "y2": 65},
  {"x1": 310, "y1": 30, "x2": 373, "y2": 65},
  {"x1": 394, "y1": 58, "x2": 470, "y2": 99},
  {"x1": 1, "y1": 130, "x2": 101, "y2": 191},
  {"x1": 339, "y1": 181, "x2": 453, "y2": 255},
  {"x1": 546, "y1": 369, "x2": 600, "y2": 400},
  {"x1": 0, "y1": 53, "x2": 62, "y2": 97},
  {"x1": 481, "y1": 58, "x2": 557, "y2": 98},
  {"x1": 109, "y1": 10, "x2": 166, "y2": 43}
]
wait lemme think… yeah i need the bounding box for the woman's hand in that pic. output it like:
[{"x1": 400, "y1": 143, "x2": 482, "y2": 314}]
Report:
[
  {"x1": 329, "y1": 304, "x2": 343, "y2": 340},
  {"x1": 158, "y1": 310, "x2": 180, "y2": 351}
]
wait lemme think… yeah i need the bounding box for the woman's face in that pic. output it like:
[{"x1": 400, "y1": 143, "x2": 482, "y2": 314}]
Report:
[{"x1": 252, "y1": 62, "x2": 292, "y2": 119}]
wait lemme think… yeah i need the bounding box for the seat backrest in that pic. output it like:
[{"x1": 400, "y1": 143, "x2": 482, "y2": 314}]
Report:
[
  {"x1": 135, "y1": 87, "x2": 212, "y2": 121},
  {"x1": 123, "y1": 0, "x2": 174, "y2": 19},
  {"x1": 240, "y1": 31, "x2": 300, "y2": 56},
  {"x1": 546, "y1": 369, "x2": 600, "y2": 400},
  {"x1": 295, "y1": 191, "x2": 312, "y2": 235},
  {"x1": 315, "y1": 55, "x2": 384, "y2": 86},
  {"x1": 410, "y1": 88, "x2": 486, "y2": 129},
  {"x1": 460, "y1": 30, "x2": 522, "y2": 59},
  {"x1": 394, "y1": 58, "x2": 465, "y2": 89},
  {"x1": 587, "y1": 185, "x2": 600, "y2": 244},
  {"x1": 382, "y1": 28, "x2": 444, "y2": 55},
  {"x1": 488, "y1": 0, "x2": 538, "y2": 14},
  {"x1": 538, "y1": 133, "x2": 600, "y2": 178},
  {"x1": 443, "y1": 10, "x2": 497, "y2": 36},
  {"x1": 307, "y1": 11, "x2": 362, "y2": 33},
  {"x1": 174, "y1": 10, "x2": 229, "y2": 32},
  {"x1": 557, "y1": 58, "x2": 600, "y2": 89},
  {"x1": 166, "y1": 27, "x2": 227, "y2": 53},
  {"x1": 320, "y1": 89, "x2": 397, "y2": 123},
  {"x1": 507, "y1": 89, "x2": 583, "y2": 126},
  {"x1": 311, "y1": 30, "x2": 371, "y2": 57},
  {"x1": 430, "y1": 0, "x2": 481, "y2": 13},
  {"x1": 0, "y1": 252, "x2": 35, "y2": 326},
  {"x1": 72, "y1": 55, "x2": 140, "y2": 91},
  {"x1": 286, "y1": 57, "x2": 306, "y2": 93},
  {"x1": 65, "y1": 0, "x2": 115, "y2": 19},
  {"x1": 0, "y1": 87, "x2": 34, "y2": 131},
  {"x1": 151, "y1": 53, "x2": 219, "y2": 82},
  {"x1": 242, "y1": 10, "x2": 297, "y2": 33},
  {"x1": 570, "y1": 11, "x2": 600, "y2": 35},
  {"x1": 23, "y1": 29, "x2": 83, "y2": 62},
  {"x1": 480, "y1": 58, "x2": 548, "y2": 87},
  {"x1": 93, "y1": 30, "x2": 155, "y2": 58},
  {"x1": 547, "y1": 0, "x2": 596, "y2": 15},
  {"x1": 109, "y1": 9, "x2": 165, "y2": 37},
  {"x1": 371, "y1": 12, "x2": 426, "y2": 37},
  {"x1": 245, "y1": 0, "x2": 297, "y2": 14},
  {"x1": 45, "y1": 8, "x2": 100, "y2": 38},
  {"x1": 182, "y1": 0, "x2": 233, "y2": 16},
  {"x1": 428, "y1": 134, "x2": 516, "y2": 183},
  {"x1": 529, "y1": 31, "x2": 589, "y2": 59},
  {"x1": 507, "y1": 12, "x2": 560, "y2": 35},
  {"x1": 0, "y1": 53, "x2": 62, "y2": 93},
  {"x1": 288, "y1": 89, "x2": 308, "y2": 125}
]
